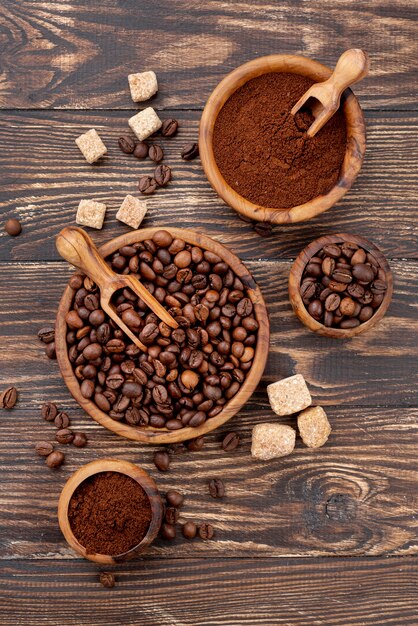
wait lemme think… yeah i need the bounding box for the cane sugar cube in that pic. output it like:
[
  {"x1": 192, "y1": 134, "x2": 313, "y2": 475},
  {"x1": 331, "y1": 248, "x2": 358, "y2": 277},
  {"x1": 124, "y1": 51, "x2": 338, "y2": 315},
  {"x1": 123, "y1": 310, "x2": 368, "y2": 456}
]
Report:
[
  {"x1": 75, "y1": 129, "x2": 107, "y2": 164},
  {"x1": 298, "y1": 406, "x2": 331, "y2": 448},
  {"x1": 128, "y1": 71, "x2": 158, "y2": 102},
  {"x1": 128, "y1": 107, "x2": 162, "y2": 141},
  {"x1": 267, "y1": 374, "x2": 312, "y2": 416},
  {"x1": 116, "y1": 195, "x2": 148, "y2": 229},
  {"x1": 76, "y1": 199, "x2": 107, "y2": 230},
  {"x1": 251, "y1": 423, "x2": 296, "y2": 460}
]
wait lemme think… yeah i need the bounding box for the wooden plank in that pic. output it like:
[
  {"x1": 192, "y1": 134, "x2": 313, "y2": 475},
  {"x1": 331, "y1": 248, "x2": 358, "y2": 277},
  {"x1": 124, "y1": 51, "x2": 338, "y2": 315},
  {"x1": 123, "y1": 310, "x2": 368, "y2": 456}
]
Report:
[
  {"x1": 1, "y1": 260, "x2": 417, "y2": 407},
  {"x1": 1, "y1": 557, "x2": 417, "y2": 625},
  {"x1": 1, "y1": 403, "x2": 417, "y2": 559},
  {"x1": 0, "y1": 1, "x2": 417, "y2": 110},
  {"x1": 0, "y1": 110, "x2": 417, "y2": 261}
]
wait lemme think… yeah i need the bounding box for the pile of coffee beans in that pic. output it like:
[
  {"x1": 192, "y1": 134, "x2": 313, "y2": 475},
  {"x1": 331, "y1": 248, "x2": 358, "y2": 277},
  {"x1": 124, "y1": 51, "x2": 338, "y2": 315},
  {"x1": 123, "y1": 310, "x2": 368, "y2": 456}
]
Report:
[
  {"x1": 65, "y1": 230, "x2": 259, "y2": 430},
  {"x1": 35, "y1": 401, "x2": 88, "y2": 469},
  {"x1": 160, "y1": 489, "x2": 214, "y2": 541},
  {"x1": 300, "y1": 240, "x2": 388, "y2": 329}
]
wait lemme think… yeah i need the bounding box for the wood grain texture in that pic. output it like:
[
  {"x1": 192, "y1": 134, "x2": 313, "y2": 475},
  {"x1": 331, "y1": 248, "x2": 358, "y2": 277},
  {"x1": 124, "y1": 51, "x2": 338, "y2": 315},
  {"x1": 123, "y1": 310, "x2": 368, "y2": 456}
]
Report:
[
  {"x1": 0, "y1": 110, "x2": 418, "y2": 261},
  {"x1": 1, "y1": 0, "x2": 417, "y2": 110},
  {"x1": 1, "y1": 558, "x2": 417, "y2": 625}
]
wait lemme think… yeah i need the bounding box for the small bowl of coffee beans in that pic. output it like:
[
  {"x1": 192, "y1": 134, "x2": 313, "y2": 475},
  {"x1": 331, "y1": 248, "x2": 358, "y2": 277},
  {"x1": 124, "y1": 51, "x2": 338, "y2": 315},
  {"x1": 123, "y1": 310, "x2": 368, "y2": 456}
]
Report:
[
  {"x1": 55, "y1": 228, "x2": 269, "y2": 443},
  {"x1": 58, "y1": 459, "x2": 163, "y2": 563},
  {"x1": 288, "y1": 233, "x2": 393, "y2": 338}
]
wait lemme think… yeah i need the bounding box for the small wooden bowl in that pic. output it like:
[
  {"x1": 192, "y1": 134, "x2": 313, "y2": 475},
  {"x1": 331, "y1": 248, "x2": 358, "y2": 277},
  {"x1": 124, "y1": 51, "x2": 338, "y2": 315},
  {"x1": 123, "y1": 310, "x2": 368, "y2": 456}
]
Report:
[
  {"x1": 58, "y1": 459, "x2": 163, "y2": 564},
  {"x1": 55, "y1": 227, "x2": 270, "y2": 444},
  {"x1": 199, "y1": 54, "x2": 366, "y2": 224},
  {"x1": 288, "y1": 233, "x2": 393, "y2": 339}
]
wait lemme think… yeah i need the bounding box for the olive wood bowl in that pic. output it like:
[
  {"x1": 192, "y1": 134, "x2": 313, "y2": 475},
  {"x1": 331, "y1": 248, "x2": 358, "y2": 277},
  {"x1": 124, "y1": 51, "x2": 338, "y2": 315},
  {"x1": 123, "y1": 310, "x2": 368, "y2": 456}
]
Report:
[
  {"x1": 58, "y1": 459, "x2": 163, "y2": 564},
  {"x1": 199, "y1": 54, "x2": 366, "y2": 224},
  {"x1": 288, "y1": 233, "x2": 393, "y2": 338},
  {"x1": 55, "y1": 227, "x2": 270, "y2": 444}
]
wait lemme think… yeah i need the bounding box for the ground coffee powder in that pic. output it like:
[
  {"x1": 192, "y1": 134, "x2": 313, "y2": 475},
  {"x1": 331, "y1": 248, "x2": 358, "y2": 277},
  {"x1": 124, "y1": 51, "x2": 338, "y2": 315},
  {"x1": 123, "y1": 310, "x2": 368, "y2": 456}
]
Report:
[
  {"x1": 68, "y1": 471, "x2": 152, "y2": 555},
  {"x1": 213, "y1": 72, "x2": 347, "y2": 209}
]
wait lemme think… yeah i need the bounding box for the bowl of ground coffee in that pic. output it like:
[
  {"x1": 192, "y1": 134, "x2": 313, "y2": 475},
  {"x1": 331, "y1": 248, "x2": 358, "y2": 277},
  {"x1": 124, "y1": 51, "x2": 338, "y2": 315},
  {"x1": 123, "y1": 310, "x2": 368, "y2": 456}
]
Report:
[
  {"x1": 55, "y1": 227, "x2": 269, "y2": 444},
  {"x1": 199, "y1": 55, "x2": 366, "y2": 224},
  {"x1": 58, "y1": 459, "x2": 163, "y2": 563},
  {"x1": 288, "y1": 233, "x2": 393, "y2": 338}
]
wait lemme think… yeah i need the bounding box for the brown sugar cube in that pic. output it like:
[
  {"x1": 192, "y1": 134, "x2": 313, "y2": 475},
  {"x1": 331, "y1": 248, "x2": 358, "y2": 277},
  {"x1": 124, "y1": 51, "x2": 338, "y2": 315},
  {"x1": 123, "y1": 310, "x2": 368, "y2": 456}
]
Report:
[
  {"x1": 116, "y1": 195, "x2": 147, "y2": 229},
  {"x1": 128, "y1": 71, "x2": 158, "y2": 102},
  {"x1": 251, "y1": 423, "x2": 296, "y2": 460},
  {"x1": 267, "y1": 374, "x2": 312, "y2": 417},
  {"x1": 297, "y1": 406, "x2": 331, "y2": 448},
  {"x1": 128, "y1": 107, "x2": 162, "y2": 141},
  {"x1": 75, "y1": 129, "x2": 107, "y2": 164},
  {"x1": 76, "y1": 199, "x2": 107, "y2": 230}
]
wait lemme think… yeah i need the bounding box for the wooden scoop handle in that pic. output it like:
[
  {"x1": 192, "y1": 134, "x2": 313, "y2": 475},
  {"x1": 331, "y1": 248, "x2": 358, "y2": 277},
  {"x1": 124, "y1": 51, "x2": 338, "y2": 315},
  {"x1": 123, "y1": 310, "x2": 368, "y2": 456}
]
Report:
[
  {"x1": 327, "y1": 49, "x2": 369, "y2": 94},
  {"x1": 56, "y1": 226, "x2": 114, "y2": 290}
]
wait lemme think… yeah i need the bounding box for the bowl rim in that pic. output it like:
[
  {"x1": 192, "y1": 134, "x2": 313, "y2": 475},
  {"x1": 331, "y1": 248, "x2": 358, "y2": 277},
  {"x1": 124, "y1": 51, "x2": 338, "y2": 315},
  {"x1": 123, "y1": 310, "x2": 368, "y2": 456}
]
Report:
[
  {"x1": 288, "y1": 233, "x2": 393, "y2": 338},
  {"x1": 199, "y1": 53, "x2": 366, "y2": 224},
  {"x1": 57, "y1": 459, "x2": 163, "y2": 564},
  {"x1": 55, "y1": 227, "x2": 270, "y2": 444}
]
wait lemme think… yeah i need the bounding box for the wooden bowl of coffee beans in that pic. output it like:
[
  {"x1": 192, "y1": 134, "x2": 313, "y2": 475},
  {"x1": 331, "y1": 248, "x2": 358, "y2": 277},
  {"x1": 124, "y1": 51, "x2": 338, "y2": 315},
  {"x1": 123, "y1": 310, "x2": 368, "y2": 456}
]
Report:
[
  {"x1": 199, "y1": 54, "x2": 366, "y2": 224},
  {"x1": 55, "y1": 228, "x2": 269, "y2": 443},
  {"x1": 288, "y1": 234, "x2": 393, "y2": 338}
]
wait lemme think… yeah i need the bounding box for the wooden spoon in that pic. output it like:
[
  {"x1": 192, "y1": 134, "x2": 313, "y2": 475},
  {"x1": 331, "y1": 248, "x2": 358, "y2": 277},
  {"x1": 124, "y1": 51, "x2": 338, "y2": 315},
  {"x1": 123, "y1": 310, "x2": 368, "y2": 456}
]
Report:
[
  {"x1": 291, "y1": 49, "x2": 369, "y2": 137},
  {"x1": 56, "y1": 226, "x2": 178, "y2": 352}
]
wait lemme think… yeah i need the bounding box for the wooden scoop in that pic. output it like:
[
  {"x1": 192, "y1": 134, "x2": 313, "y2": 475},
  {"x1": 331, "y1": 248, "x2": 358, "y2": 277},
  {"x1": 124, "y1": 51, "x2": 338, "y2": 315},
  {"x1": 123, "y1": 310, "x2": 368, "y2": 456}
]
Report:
[
  {"x1": 291, "y1": 49, "x2": 369, "y2": 138},
  {"x1": 56, "y1": 226, "x2": 178, "y2": 352}
]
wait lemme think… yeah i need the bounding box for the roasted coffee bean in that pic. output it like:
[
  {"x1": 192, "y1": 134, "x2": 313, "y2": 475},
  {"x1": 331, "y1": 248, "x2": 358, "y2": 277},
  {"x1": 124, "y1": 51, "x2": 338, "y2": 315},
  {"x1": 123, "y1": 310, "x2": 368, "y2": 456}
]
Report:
[
  {"x1": 339, "y1": 297, "x2": 356, "y2": 317},
  {"x1": 35, "y1": 441, "x2": 54, "y2": 457},
  {"x1": 118, "y1": 135, "x2": 136, "y2": 153},
  {"x1": 161, "y1": 118, "x2": 179, "y2": 137},
  {"x1": 161, "y1": 522, "x2": 176, "y2": 540},
  {"x1": 1, "y1": 386, "x2": 18, "y2": 409},
  {"x1": 340, "y1": 318, "x2": 361, "y2": 329},
  {"x1": 73, "y1": 432, "x2": 88, "y2": 448},
  {"x1": 54, "y1": 412, "x2": 70, "y2": 429},
  {"x1": 325, "y1": 293, "x2": 340, "y2": 312},
  {"x1": 154, "y1": 164, "x2": 172, "y2": 187},
  {"x1": 332, "y1": 269, "x2": 352, "y2": 284},
  {"x1": 100, "y1": 572, "x2": 115, "y2": 588},
  {"x1": 166, "y1": 490, "x2": 184, "y2": 508},
  {"x1": 187, "y1": 436, "x2": 205, "y2": 451},
  {"x1": 198, "y1": 523, "x2": 214, "y2": 539},
  {"x1": 322, "y1": 257, "x2": 335, "y2": 277},
  {"x1": 359, "y1": 306, "x2": 374, "y2": 322},
  {"x1": 133, "y1": 141, "x2": 149, "y2": 159},
  {"x1": 253, "y1": 222, "x2": 273, "y2": 237},
  {"x1": 94, "y1": 393, "x2": 111, "y2": 412},
  {"x1": 139, "y1": 175, "x2": 158, "y2": 194},
  {"x1": 149, "y1": 144, "x2": 164, "y2": 163},
  {"x1": 209, "y1": 478, "x2": 225, "y2": 498},
  {"x1": 181, "y1": 142, "x2": 199, "y2": 160},
  {"x1": 352, "y1": 263, "x2": 374, "y2": 283},
  {"x1": 37, "y1": 326, "x2": 55, "y2": 344},
  {"x1": 308, "y1": 299, "x2": 323, "y2": 320},
  {"x1": 154, "y1": 450, "x2": 170, "y2": 471},
  {"x1": 122, "y1": 381, "x2": 143, "y2": 398},
  {"x1": 222, "y1": 432, "x2": 240, "y2": 451},
  {"x1": 41, "y1": 402, "x2": 58, "y2": 421},
  {"x1": 165, "y1": 507, "x2": 179, "y2": 525},
  {"x1": 56, "y1": 428, "x2": 74, "y2": 444},
  {"x1": 5, "y1": 218, "x2": 22, "y2": 236},
  {"x1": 322, "y1": 244, "x2": 341, "y2": 258},
  {"x1": 182, "y1": 521, "x2": 197, "y2": 539},
  {"x1": 371, "y1": 279, "x2": 387, "y2": 294},
  {"x1": 46, "y1": 450, "x2": 65, "y2": 469},
  {"x1": 80, "y1": 379, "x2": 95, "y2": 399},
  {"x1": 300, "y1": 280, "x2": 316, "y2": 301}
]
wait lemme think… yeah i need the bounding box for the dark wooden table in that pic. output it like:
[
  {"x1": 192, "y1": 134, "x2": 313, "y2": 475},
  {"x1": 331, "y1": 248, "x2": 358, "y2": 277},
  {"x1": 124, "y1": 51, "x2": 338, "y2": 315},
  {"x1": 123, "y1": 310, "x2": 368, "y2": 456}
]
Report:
[{"x1": 1, "y1": 1, "x2": 417, "y2": 624}]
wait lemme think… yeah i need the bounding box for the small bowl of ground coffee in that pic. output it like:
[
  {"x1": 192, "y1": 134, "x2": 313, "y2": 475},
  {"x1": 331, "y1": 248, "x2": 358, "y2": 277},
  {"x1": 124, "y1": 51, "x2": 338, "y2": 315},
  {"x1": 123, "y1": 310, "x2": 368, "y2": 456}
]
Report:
[
  {"x1": 199, "y1": 55, "x2": 366, "y2": 224},
  {"x1": 58, "y1": 459, "x2": 163, "y2": 563},
  {"x1": 288, "y1": 233, "x2": 393, "y2": 338}
]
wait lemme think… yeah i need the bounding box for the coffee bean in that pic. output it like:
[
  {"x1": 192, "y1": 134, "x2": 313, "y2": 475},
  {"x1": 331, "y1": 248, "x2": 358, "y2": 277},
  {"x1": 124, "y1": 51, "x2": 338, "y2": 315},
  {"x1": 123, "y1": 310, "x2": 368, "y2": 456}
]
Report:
[
  {"x1": 4, "y1": 218, "x2": 22, "y2": 236},
  {"x1": 165, "y1": 507, "x2": 179, "y2": 525},
  {"x1": 322, "y1": 244, "x2": 341, "y2": 258},
  {"x1": 56, "y1": 428, "x2": 74, "y2": 444},
  {"x1": 41, "y1": 402, "x2": 58, "y2": 421},
  {"x1": 209, "y1": 478, "x2": 225, "y2": 498},
  {"x1": 222, "y1": 432, "x2": 240, "y2": 451},
  {"x1": 37, "y1": 326, "x2": 55, "y2": 344},
  {"x1": 154, "y1": 164, "x2": 172, "y2": 187},
  {"x1": 198, "y1": 523, "x2": 214, "y2": 539},
  {"x1": 118, "y1": 136, "x2": 136, "y2": 154},
  {"x1": 166, "y1": 490, "x2": 184, "y2": 508},
  {"x1": 359, "y1": 306, "x2": 374, "y2": 322},
  {"x1": 339, "y1": 297, "x2": 356, "y2": 317},
  {"x1": 73, "y1": 432, "x2": 88, "y2": 447},
  {"x1": 325, "y1": 293, "x2": 340, "y2": 312},
  {"x1": 149, "y1": 144, "x2": 164, "y2": 163},
  {"x1": 35, "y1": 441, "x2": 54, "y2": 457},
  {"x1": 340, "y1": 318, "x2": 360, "y2": 329},
  {"x1": 182, "y1": 521, "x2": 197, "y2": 539},
  {"x1": 154, "y1": 450, "x2": 170, "y2": 471},
  {"x1": 160, "y1": 119, "x2": 178, "y2": 137},
  {"x1": 133, "y1": 141, "x2": 149, "y2": 159},
  {"x1": 0, "y1": 386, "x2": 17, "y2": 409},
  {"x1": 332, "y1": 269, "x2": 352, "y2": 284},
  {"x1": 139, "y1": 176, "x2": 158, "y2": 194},
  {"x1": 322, "y1": 257, "x2": 335, "y2": 277},
  {"x1": 46, "y1": 450, "x2": 65, "y2": 468},
  {"x1": 187, "y1": 436, "x2": 205, "y2": 451},
  {"x1": 161, "y1": 522, "x2": 176, "y2": 540},
  {"x1": 99, "y1": 572, "x2": 115, "y2": 588},
  {"x1": 54, "y1": 412, "x2": 70, "y2": 429},
  {"x1": 352, "y1": 263, "x2": 374, "y2": 283},
  {"x1": 308, "y1": 299, "x2": 323, "y2": 320},
  {"x1": 181, "y1": 142, "x2": 199, "y2": 160}
]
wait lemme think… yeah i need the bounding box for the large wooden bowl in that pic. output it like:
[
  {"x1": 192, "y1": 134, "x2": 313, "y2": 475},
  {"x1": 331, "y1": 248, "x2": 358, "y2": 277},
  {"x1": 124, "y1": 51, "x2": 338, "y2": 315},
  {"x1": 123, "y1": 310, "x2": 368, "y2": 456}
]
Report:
[
  {"x1": 199, "y1": 54, "x2": 366, "y2": 224},
  {"x1": 58, "y1": 459, "x2": 163, "y2": 564},
  {"x1": 55, "y1": 227, "x2": 270, "y2": 444},
  {"x1": 288, "y1": 233, "x2": 393, "y2": 339}
]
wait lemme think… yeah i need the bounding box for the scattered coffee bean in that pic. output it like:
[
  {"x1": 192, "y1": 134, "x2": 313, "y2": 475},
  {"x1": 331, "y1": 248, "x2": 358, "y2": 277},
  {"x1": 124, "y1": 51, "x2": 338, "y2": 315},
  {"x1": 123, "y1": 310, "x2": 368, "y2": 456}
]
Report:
[
  {"x1": 181, "y1": 142, "x2": 199, "y2": 161},
  {"x1": 56, "y1": 428, "x2": 74, "y2": 444},
  {"x1": 161, "y1": 119, "x2": 179, "y2": 137},
  {"x1": 37, "y1": 326, "x2": 55, "y2": 344},
  {"x1": 45, "y1": 342, "x2": 56, "y2": 359},
  {"x1": 154, "y1": 164, "x2": 172, "y2": 187},
  {"x1": 99, "y1": 572, "x2": 115, "y2": 588},
  {"x1": 222, "y1": 432, "x2": 240, "y2": 451},
  {"x1": 208, "y1": 478, "x2": 225, "y2": 498},
  {"x1": 133, "y1": 141, "x2": 149, "y2": 159},
  {"x1": 161, "y1": 522, "x2": 176, "y2": 540},
  {"x1": 198, "y1": 522, "x2": 214, "y2": 539},
  {"x1": 35, "y1": 441, "x2": 54, "y2": 457},
  {"x1": 46, "y1": 450, "x2": 65, "y2": 468},
  {"x1": 149, "y1": 144, "x2": 164, "y2": 163},
  {"x1": 182, "y1": 521, "x2": 197, "y2": 539},
  {"x1": 41, "y1": 402, "x2": 58, "y2": 421},
  {"x1": 54, "y1": 412, "x2": 70, "y2": 429},
  {"x1": 0, "y1": 386, "x2": 17, "y2": 409},
  {"x1": 73, "y1": 432, "x2": 88, "y2": 448},
  {"x1": 138, "y1": 175, "x2": 158, "y2": 195},
  {"x1": 118, "y1": 136, "x2": 136, "y2": 154},
  {"x1": 187, "y1": 436, "x2": 205, "y2": 451},
  {"x1": 154, "y1": 450, "x2": 170, "y2": 472},
  {"x1": 166, "y1": 490, "x2": 184, "y2": 508},
  {"x1": 4, "y1": 218, "x2": 22, "y2": 236},
  {"x1": 165, "y1": 507, "x2": 180, "y2": 525},
  {"x1": 253, "y1": 222, "x2": 273, "y2": 237}
]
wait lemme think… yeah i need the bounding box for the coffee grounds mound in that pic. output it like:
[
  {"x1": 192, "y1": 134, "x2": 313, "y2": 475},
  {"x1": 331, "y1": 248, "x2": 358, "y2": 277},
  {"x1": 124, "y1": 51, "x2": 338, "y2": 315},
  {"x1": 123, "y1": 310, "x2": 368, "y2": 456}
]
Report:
[
  {"x1": 68, "y1": 471, "x2": 152, "y2": 555},
  {"x1": 213, "y1": 72, "x2": 347, "y2": 209}
]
